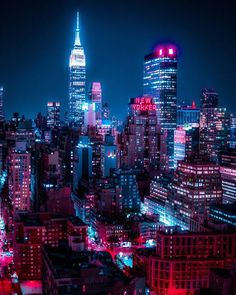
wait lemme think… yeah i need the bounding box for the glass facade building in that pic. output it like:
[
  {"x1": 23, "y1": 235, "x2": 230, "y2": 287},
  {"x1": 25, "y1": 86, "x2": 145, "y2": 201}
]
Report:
[
  {"x1": 219, "y1": 149, "x2": 236, "y2": 204},
  {"x1": 143, "y1": 45, "x2": 177, "y2": 170},
  {"x1": 68, "y1": 12, "x2": 86, "y2": 126}
]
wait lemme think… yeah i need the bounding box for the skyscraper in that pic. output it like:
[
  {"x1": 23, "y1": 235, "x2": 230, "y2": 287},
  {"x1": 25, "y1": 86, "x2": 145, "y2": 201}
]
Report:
[
  {"x1": 143, "y1": 45, "x2": 177, "y2": 170},
  {"x1": 8, "y1": 142, "x2": 31, "y2": 214},
  {"x1": 200, "y1": 89, "x2": 231, "y2": 162},
  {"x1": 170, "y1": 156, "x2": 222, "y2": 228},
  {"x1": 177, "y1": 101, "x2": 200, "y2": 126},
  {"x1": 88, "y1": 82, "x2": 102, "y2": 124},
  {"x1": 73, "y1": 136, "x2": 92, "y2": 192},
  {"x1": 46, "y1": 101, "x2": 60, "y2": 128},
  {"x1": 68, "y1": 12, "x2": 86, "y2": 126}
]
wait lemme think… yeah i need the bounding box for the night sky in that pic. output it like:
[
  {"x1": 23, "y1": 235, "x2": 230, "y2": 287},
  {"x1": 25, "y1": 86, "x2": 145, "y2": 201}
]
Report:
[{"x1": 0, "y1": 0, "x2": 236, "y2": 120}]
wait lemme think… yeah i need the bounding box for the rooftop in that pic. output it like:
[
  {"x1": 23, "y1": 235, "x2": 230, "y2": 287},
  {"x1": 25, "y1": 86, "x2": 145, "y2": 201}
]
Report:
[{"x1": 42, "y1": 244, "x2": 129, "y2": 284}]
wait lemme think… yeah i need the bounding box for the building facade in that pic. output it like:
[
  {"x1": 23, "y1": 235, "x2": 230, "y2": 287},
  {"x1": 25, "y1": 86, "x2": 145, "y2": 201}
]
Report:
[
  {"x1": 8, "y1": 145, "x2": 31, "y2": 214},
  {"x1": 148, "y1": 227, "x2": 236, "y2": 295},
  {"x1": 200, "y1": 89, "x2": 231, "y2": 162},
  {"x1": 46, "y1": 102, "x2": 60, "y2": 128},
  {"x1": 121, "y1": 97, "x2": 160, "y2": 172},
  {"x1": 219, "y1": 149, "x2": 236, "y2": 203}
]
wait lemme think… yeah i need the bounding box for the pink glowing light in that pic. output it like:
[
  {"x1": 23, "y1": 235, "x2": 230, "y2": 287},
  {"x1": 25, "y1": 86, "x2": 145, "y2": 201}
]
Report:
[{"x1": 168, "y1": 48, "x2": 174, "y2": 55}]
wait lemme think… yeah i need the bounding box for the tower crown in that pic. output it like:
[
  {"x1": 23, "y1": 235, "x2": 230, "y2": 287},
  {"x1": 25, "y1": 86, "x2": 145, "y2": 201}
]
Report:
[{"x1": 74, "y1": 11, "x2": 81, "y2": 47}]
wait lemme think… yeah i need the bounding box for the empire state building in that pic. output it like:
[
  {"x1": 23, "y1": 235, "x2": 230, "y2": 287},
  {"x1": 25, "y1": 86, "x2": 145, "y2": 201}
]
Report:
[{"x1": 68, "y1": 12, "x2": 86, "y2": 125}]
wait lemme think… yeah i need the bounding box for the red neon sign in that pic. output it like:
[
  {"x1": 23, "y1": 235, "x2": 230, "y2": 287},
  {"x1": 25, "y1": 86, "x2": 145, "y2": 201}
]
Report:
[{"x1": 132, "y1": 97, "x2": 156, "y2": 111}]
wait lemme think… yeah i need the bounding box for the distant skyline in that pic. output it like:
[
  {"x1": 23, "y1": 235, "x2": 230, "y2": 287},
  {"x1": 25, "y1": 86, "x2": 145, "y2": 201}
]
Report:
[{"x1": 0, "y1": 0, "x2": 236, "y2": 119}]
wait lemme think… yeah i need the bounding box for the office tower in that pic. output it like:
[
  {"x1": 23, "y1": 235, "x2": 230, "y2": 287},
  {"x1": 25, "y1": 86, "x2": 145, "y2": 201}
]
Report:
[
  {"x1": 177, "y1": 101, "x2": 200, "y2": 126},
  {"x1": 144, "y1": 173, "x2": 171, "y2": 220},
  {"x1": 46, "y1": 101, "x2": 60, "y2": 128},
  {"x1": 0, "y1": 87, "x2": 4, "y2": 122},
  {"x1": 230, "y1": 116, "x2": 236, "y2": 148},
  {"x1": 113, "y1": 168, "x2": 141, "y2": 212},
  {"x1": 219, "y1": 149, "x2": 236, "y2": 203},
  {"x1": 170, "y1": 156, "x2": 222, "y2": 229},
  {"x1": 101, "y1": 135, "x2": 117, "y2": 177},
  {"x1": 8, "y1": 142, "x2": 31, "y2": 213},
  {"x1": 174, "y1": 102, "x2": 200, "y2": 167},
  {"x1": 143, "y1": 45, "x2": 177, "y2": 170},
  {"x1": 73, "y1": 136, "x2": 92, "y2": 192},
  {"x1": 174, "y1": 128, "x2": 186, "y2": 168},
  {"x1": 89, "y1": 82, "x2": 102, "y2": 124},
  {"x1": 68, "y1": 12, "x2": 86, "y2": 125},
  {"x1": 121, "y1": 97, "x2": 160, "y2": 172},
  {"x1": 83, "y1": 102, "x2": 96, "y2": 128},
  {"x1": 14, "y1": 212, "x2": 87, "y2": 280},
  {"x1": 174, "y1": 124, "x2": 199, "y2": 168},
  {"x1": 200, "y1": 88, "x2": 231, "y2": 162},
  {"x1": 148, "y1": 226, "x2": 236, "y2": 295}
]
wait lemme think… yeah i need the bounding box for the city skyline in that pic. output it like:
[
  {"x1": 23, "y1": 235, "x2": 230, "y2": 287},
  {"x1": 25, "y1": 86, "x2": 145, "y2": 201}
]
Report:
[
  {"x1": 0, "y1": 0, "x2": 236, "y2": 119},
  {"x1": 0, "y1": 2, "x2": 236, "y2": 293}
]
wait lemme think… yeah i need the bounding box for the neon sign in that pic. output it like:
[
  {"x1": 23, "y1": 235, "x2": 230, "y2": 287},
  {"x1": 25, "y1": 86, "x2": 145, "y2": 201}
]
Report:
[
  {"x1": 132, "y1": 97, "x2": 156, "y2": 111},
  {"x1": 155, "y1": 45, "x2": 177, "y2": 58}
]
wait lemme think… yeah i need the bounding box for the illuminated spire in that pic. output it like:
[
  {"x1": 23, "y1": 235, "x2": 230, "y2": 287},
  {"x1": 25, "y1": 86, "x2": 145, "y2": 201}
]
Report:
[
  {"x1": 74, "y1": 11, "x2": 81, "y2": 46},
  {"x1": 192, "y1": 100, "x2": 196, "y2": 109}
]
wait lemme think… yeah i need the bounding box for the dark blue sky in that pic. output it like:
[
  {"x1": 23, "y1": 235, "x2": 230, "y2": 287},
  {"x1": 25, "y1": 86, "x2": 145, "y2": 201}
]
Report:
[{"x1": 0, "y1": 0, "x2": 236, "y2": 119}]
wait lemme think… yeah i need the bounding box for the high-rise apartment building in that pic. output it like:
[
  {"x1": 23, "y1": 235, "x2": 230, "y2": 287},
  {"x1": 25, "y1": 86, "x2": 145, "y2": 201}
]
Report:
[
  {"x1": 143, "y1": 45, "x2": 177, "y2": 170},
  {"x1": 8, "y1": 143, "x2": 31, "y2": 213},
  {"x1": 68, "y1": 12, "x2": 86, "y2": 125},
  {"x1": 46, "y1": 102, "x2": 60, "y2": 128}
]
